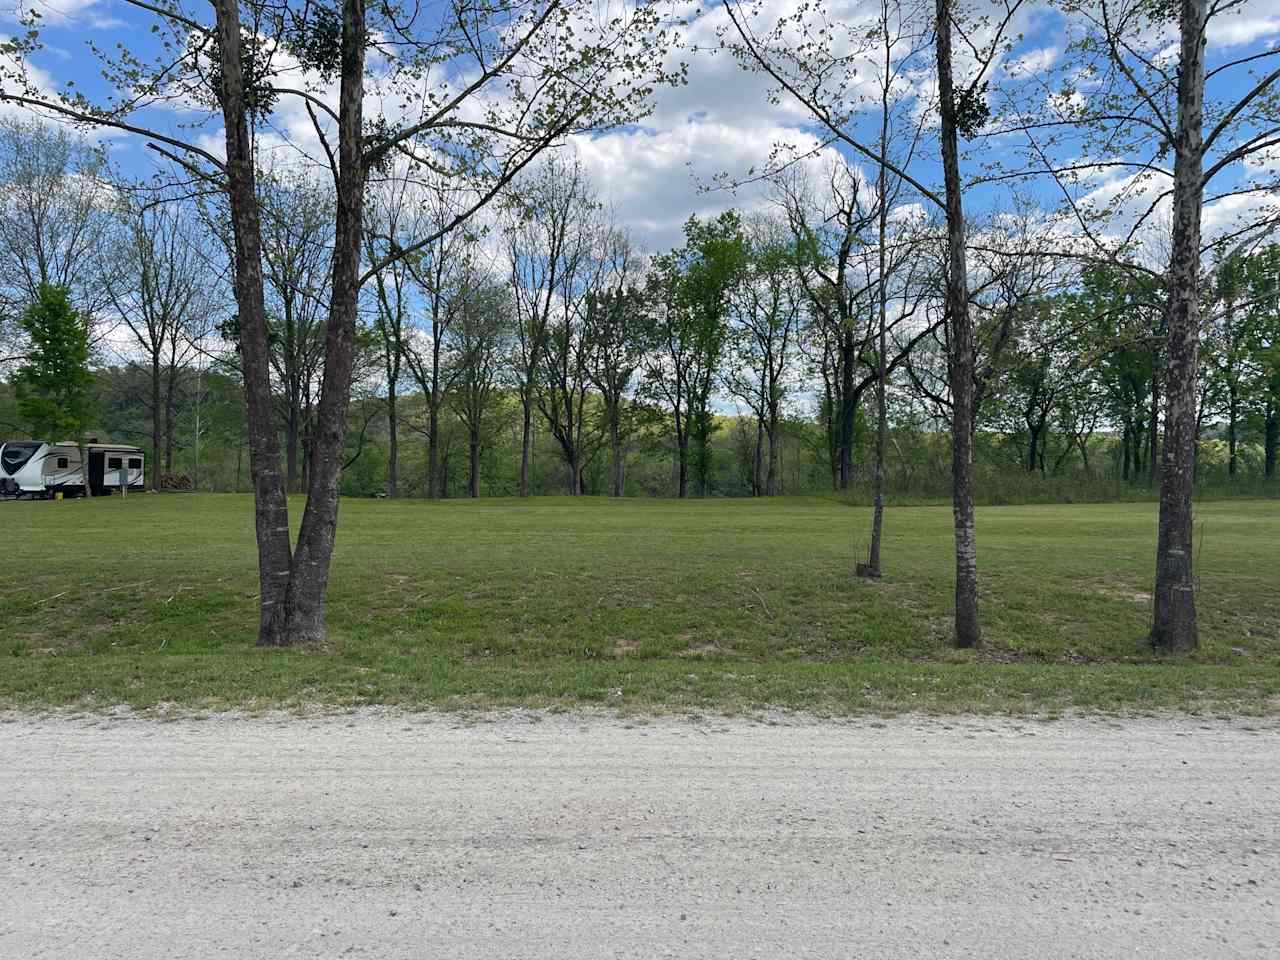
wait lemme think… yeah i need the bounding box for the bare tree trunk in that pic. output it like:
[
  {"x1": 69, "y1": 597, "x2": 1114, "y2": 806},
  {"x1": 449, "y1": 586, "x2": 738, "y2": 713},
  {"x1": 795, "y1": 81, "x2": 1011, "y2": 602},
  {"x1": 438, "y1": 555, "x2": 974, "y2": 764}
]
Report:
[
  {"x1": 1266, "y1": 402, "x2": 1278, "y2": 480},
  {"x1": 286, "y1": 398, "x2": 300, "y2": 493},
  {"x1": 936, "y1": 0, "x2": 980, "y2": 648},
  {"x1": 866, "y1": 114, "x2": 890, "y2": 578},
  {"x1": 164, "y1": 364, "x2": 178, "y2": 471},
  {"x1": 753, "y1": 416, "x2": 764, "y2": 496},
  {"x1": 269, "y1": 0, "x2": 367, "y2": 646},
  {"x1": 468, "y1": 427, "x2": 480, "y2": 497},
  {"x1": 213, "y1": 0, "x2": 293, "y2": 645},
  {"x1": 386, "y1": 382, "x2": 398, "y2": 497},
  {"x1": 1121, "y1": 421, "x2": 1131, "y2": 481},
  {"x1": 766, "y1": 417, "x2": 779, "y2": 496},
  {"x1": 609, "y1": 405, "x2": 624, "y2": 497},
  {"x1": 828, "y1": 387, "x2": 840, "y2": 491},
  {"x1": 426, "y1": 396, "x2": 439, "y2": 499},
  {"x1": 1227, "y1": 385, "x2": 1238, "y2": 478},
  {"x1": 693, "y1": 400, "x2": 713, "y2": 497},
  {"x1": 839, "y1": 330, "x2": 855, "y2": 489},
  {"x1": 150, "y1": 356, "x2": 162, "y2": 491},
  {"x1": 519, "y1": 397, "x2": 533, "y2": 497},
  {"x1": 164, "y1": 405, "x2": 176, "y2": 471},
  {"x1": 1152, "y1": 0, "x2": 1206, "y2": 653}
]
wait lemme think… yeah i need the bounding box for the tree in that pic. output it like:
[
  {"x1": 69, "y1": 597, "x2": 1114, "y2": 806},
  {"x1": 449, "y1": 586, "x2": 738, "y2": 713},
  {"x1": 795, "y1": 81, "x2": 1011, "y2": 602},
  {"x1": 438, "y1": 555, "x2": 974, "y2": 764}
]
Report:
[
  {"x1": 0, "y1": 119, "x2": 112, "y2": 369},
  {"x1": 642, "y1": 212, "x2": 749, "y2": 497},
  {"x1": 446, "y1": 274, "x2": 511, "y2": 498},
  {"x1": 725, "y1": 0, "x2": 1023, "y2": 644},
  {"x1": 363, "y1": 185, "x2": 412, "y2": 498},
  {"x1": 998, "y1": 298, "x2": 1077, "y2": 474},
  {"x1": 779, "y1": 161, "x2": 878, "y2": 493},
  {"x1": 103, "y1": 195, "x2": 210, "y2": 490},
  {"x1": 723, "y1": 215, "x2": 802, "y2": 496},
  {"x1": 1149, "y1": 0, "x2": 1211, "y2": 649},
  {"x1": 776, "y1": 151, "x2": 931, "y2": 572},
  {"x1": 506, "y1": 155, "x2": 596, "y2": 496},
  {"x1": 1205, "y1": 251, "x2": 1253, "y2": 479},
  {"x1": 1000, "y1": 0, "x2": 1280, "y2": 650},
  {"x1": 4, "y1": 0, "x2": 677, "y2": 645},
  {"x1": 259, "y1": 172, "x2": 332, "y2": 494},
  {"x1": 933, "y1": 0, "x2": 983, "y2": 646},
  {"x1": 14, "y1": 285, "x2": 94, "y2": 485},
  {"x1": 683, "y1": 214, "x2": 751, "y2": 496},
  {"x1": 1071, "y1": 265, "x2": 1163, "y2": 482},
  {"x1": 402, "y1": 178, "x2": 475, "y2": 499},
  {"x1": 538, "y1": 222, "x2": 601, "y2": 495},
  {"x1": 584, "y1": 230, "x2": 648, "y2": 497},
  {"x1": 1242, "y1": 246, "x2": 1280, "y2": 479},
  {"x1": 1202, "y1": 246, "x2": 1280, "y2": 482},
  {"x1": 865, "y1": 0, "x2": 924, "y2": 575}
]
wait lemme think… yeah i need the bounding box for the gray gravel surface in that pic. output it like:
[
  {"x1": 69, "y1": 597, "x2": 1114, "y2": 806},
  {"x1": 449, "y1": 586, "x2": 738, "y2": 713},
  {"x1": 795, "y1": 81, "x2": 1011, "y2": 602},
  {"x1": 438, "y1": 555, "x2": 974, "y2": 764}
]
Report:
[{"x1": 2, "y1": 710, "x2": 1278, "y2": 959}]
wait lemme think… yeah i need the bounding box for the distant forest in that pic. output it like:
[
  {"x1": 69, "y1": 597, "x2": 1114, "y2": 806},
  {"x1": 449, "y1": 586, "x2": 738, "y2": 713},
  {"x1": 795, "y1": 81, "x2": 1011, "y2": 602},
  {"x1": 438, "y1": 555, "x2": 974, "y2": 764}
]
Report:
[
  {"x1": 1, "y1": 120, "x2": 1277, "y2": 503},
  {"x1": 1, "y1": 362, "x2": 1272, "y2": 503}
]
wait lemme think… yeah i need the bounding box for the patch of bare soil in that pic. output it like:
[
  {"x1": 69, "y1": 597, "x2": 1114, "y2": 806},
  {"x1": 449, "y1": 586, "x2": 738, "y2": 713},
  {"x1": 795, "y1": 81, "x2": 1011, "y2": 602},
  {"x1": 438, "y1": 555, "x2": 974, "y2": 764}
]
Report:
[
  {"x1": 676, "y1": 642, "x2": 723, "y2": 658},
  {"x1": 1082, "y1": 578, "x2": 1153, "y2": 605},
  {"x1": 611, "y1": 638, "x2": 641, "y2": 658}
]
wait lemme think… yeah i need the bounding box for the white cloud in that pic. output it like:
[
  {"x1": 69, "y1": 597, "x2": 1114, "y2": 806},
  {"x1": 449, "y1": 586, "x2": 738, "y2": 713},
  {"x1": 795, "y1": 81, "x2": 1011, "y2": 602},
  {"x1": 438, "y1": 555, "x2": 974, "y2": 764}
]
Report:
[
  {"x1": 1207, "y1": 3, "x2": 1280, "y2": 49},
  {"x1": 572, "y1": 119, "x2": 834, "y2": 248},
  {"x1": 5, "y1": 0, "x2": 104, "y2": 27}
]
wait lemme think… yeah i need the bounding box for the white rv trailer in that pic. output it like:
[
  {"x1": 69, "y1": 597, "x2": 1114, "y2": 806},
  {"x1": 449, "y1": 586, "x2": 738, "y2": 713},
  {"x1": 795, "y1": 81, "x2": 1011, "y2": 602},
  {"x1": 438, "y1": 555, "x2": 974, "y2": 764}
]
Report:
[{"x1": 0, "y1": 439, "x2": 145, "y2": 498}]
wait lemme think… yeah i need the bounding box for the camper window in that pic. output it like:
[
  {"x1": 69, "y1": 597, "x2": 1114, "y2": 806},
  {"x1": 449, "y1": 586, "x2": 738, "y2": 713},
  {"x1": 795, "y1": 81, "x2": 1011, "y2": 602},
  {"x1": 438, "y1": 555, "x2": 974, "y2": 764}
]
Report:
[
  {"x1": 57, "y1": 457, "x2": 68, "y2": 468},
  {"x1": 128, "y1": 458, "x2": 142, "y2": 469},
  {"x1": 108, "y1": 457, "x2": 122, "y2": 470}
]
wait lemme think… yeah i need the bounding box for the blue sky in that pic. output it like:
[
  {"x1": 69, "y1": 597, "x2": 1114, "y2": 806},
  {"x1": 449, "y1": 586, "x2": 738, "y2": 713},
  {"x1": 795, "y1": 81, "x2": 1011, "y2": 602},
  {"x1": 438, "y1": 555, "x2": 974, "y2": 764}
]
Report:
[{"x1": 4, "y1": 0, "x2": 1279, "y2": 253}]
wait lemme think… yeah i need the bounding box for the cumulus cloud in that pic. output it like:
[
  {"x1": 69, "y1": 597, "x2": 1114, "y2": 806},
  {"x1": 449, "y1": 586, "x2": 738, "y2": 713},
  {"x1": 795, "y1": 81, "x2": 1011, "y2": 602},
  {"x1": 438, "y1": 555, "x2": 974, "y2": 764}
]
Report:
[
  {"x1": 1207, "y1": 3, "x2": 1280, "y2": 49},
  {"x1": 571, "y1": 120, "x2": 836, "y2": 248}
]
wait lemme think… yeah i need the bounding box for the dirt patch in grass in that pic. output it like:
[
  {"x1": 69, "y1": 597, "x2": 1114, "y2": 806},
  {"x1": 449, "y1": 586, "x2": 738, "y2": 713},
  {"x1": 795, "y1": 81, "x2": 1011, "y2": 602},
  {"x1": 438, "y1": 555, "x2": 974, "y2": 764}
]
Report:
[
  {"x1": 1082, "y1": 577, "x2": 1153, "y2": 605},
  {"x1": 612, "y1": 638, "x2": 642, "y2": 658},
  {"x1": 677, "y1": 642, "x2": 724, "y2": 658}
]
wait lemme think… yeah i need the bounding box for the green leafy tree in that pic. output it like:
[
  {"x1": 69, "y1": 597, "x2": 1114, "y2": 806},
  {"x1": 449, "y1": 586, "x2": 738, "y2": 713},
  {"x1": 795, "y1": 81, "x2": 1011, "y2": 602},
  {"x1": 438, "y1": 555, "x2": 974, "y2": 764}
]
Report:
[
  {"x1": 13, "y1": 284, "x2": 95, "y2": 487},
  {"x1": 681, "y1": 213, "x2": 751, "y2": 496},
  {"x1": 1075, "y1": 265, "x2": 1163, "y2": 483},
  {"x1": 642, "y1": 212, "x2": 749, "y2": 497},
  {"x1": 1242, "y1": 246, "x2": 1280, "y2": 480}
]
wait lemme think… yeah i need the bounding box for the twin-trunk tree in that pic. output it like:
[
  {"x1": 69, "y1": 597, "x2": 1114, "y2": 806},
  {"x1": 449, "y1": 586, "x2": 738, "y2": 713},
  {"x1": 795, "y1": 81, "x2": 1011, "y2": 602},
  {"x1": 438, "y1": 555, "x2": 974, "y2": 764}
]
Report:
[{"x1": 3, "y1": 0, "x2": 676, "y2": 645}]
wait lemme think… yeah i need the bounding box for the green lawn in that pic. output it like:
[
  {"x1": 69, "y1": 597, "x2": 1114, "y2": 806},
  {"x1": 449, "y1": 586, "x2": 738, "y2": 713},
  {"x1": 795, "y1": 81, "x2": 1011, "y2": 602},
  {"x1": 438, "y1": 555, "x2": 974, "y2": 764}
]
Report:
[{"x1": 2, "y1": 494, "x2": 1278, "y2": 714}]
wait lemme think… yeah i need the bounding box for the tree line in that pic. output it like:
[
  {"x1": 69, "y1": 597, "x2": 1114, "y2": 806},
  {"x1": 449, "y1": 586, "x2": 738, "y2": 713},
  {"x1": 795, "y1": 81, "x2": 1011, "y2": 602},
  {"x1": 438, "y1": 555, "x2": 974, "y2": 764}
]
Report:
[{"x1": 7, "y1": 124, "x2": 1275, "y2": 503}]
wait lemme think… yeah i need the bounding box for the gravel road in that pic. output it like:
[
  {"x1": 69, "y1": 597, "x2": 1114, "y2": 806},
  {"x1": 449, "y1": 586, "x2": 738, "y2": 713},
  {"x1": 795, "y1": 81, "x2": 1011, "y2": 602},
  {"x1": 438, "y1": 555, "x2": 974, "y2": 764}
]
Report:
[{"x1": 2, "y1": 710, "x2": 1277, "y2": 959}]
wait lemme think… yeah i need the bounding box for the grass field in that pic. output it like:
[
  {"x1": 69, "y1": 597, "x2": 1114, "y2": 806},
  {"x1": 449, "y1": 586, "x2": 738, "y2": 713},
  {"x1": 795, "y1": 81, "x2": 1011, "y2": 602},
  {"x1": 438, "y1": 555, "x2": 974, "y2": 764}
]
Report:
[{"x1": 1, "y1": 494, "x2": 1277, "y2": 715}]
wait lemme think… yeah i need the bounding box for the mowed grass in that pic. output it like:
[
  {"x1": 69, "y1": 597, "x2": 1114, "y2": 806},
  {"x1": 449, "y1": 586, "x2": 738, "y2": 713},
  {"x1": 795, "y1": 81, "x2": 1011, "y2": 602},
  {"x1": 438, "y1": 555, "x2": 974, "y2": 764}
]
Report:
[{"x1": 1, "y1": 494, "x2": 1278, "y2": 714}]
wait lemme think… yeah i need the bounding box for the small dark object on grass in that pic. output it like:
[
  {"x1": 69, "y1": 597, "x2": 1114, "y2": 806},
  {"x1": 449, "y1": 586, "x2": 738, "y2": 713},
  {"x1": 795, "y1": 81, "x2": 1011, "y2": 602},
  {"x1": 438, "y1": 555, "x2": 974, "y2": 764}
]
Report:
[{"x1": 855, "y1": 562, "x2": 882, "y2": 579}]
